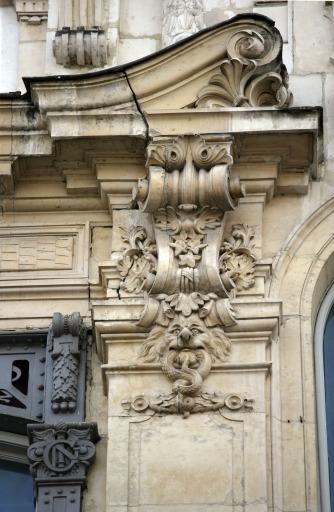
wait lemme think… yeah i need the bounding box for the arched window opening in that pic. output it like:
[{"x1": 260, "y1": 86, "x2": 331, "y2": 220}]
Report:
[{"x1": 315, "y1": 284, "x2": 334, "y2": 511}]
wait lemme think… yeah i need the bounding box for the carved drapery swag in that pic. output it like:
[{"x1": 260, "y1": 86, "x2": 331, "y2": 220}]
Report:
[
  {"x1": 118, "y1": 135, "x2": 257, "y2": 417},
  {"x1": 196, "y1": 28, "x2": 291, "y2": 108}
]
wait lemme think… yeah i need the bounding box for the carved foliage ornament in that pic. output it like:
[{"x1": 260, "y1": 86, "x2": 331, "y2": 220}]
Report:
[
  {"x1": 48, "y1": 312, "x2": 86, "y2": 414},
  {"x1": 196, "y1": 28, "x2": 291, "y2": 108},
  {"x1": 123, "y1": 392, "x2": 254, "y2": 419},
  {"x1": 117, "y1": 136, "x2": 257, "y2": 416}
]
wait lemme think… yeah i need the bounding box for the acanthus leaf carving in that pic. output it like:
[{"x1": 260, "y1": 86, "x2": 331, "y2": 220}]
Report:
[
  {"x1": 117, "y1": 226, "x2": 157, "y2": 294},
  {"x1": 196, "y1": 58, "x2": 291, "y2": 108},
  {"x1": 194, "y1": 25, "x2": 291, "y2": 109},
  {"x1": 220, "y1": 224, "x2": 257, "y2": 292},
  {"x1": 155, "y1": 205, "x2": 222, "y2": 270}
]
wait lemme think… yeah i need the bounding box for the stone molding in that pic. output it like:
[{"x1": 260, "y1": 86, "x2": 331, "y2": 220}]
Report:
[{"x1": 15, "y1": 0, "x2": 48, "y2": 24}]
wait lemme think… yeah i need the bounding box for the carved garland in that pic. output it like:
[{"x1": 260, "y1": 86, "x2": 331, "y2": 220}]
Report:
[{"x1": 116, "y1": 135, "x2": 257, "y2": 417}]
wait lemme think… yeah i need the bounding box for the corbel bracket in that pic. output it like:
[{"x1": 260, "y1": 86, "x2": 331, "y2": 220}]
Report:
[
  {"x1": 114, "y1": 135, "x2": 257, "y2": 415},
  {"x1": 44, "y1": 312, "x2": 87, "y2": 423}
]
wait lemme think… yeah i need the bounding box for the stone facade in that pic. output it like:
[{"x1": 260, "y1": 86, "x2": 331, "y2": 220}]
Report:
[{"x1": 0, "y1": 1, "x2": 334, "y2": 512}]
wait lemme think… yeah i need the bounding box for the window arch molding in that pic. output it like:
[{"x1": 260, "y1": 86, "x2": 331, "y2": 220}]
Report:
[
  {"x1": 315, "y1": 283, "x2": 334, "y2": 512},
  {"x1": 268, "y1": 196, "x2": 334, "y2": 510}
]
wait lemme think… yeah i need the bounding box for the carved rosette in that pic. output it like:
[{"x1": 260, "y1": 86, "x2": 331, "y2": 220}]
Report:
[
  {"x1": 117, "y1": 135, "x2": 257, "y2": 416},
  {"x1": 196, "y1": 28, "x2": 291, "y2": 108}
]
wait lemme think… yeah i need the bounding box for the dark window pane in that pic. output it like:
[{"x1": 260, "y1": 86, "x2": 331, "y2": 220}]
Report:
[
  {"x1": 324, "y1": 303, "x2": 334, "y2": 510},
  {"x1": 0, "y1": 460, "x2": 34, "y2": 512}
]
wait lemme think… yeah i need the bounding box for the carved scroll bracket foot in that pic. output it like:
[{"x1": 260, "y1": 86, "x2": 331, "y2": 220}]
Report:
[{"x1": 122, "y1": 392, "x2": 254, "y2": 419}]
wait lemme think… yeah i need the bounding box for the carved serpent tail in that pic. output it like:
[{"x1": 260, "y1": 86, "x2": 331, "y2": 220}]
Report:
[{"x1": 161, "y1": 349, "x2": 212, "y2": 396}]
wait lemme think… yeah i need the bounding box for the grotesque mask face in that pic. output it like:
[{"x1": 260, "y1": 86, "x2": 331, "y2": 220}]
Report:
[{"x1": 166, "y1": 316, "x2": 210, "y2": 350}]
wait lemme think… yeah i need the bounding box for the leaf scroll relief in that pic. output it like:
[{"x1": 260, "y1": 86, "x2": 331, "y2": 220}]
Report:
[
  {"x1": 118, "y1": 219, "x2": 257, "y2": 417},
  {"x1": 117, "y1": 226, "x2": 157, "y2": 294},
  {"x1": 196, "y1": 58, "x2": 291, "y2": 108},
  {"x1": 220, "y1": 224, "x2": 257, "y2": 292}
]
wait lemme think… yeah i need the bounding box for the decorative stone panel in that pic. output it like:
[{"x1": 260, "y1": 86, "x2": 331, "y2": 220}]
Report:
[{"x1": 0, "y1": 235, "x2": 73, "y2": 271}]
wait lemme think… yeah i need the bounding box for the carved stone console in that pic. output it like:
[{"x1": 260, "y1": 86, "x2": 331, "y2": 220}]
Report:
[
  {"x1": 53, "y1": 27, "x2": 108, "y2": 67},
  {"x1": 52, "y1": 0, "x2": 108, "y2": 67},
  {"x1": 92, "y1": 134, "x2": 279, "y2": 509}
]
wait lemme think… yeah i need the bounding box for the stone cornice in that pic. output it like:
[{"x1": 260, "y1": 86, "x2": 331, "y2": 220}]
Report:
[{"x1": 0, "y1": 13, "x2": 322, "y2": 205}]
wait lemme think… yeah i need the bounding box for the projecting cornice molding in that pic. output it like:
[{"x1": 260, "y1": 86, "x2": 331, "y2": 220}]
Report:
[
  {"x1": 0, "y1": 13, "x2": 322, "y2": 202},
  {"x1": 25, "y1": 13, "x2": 288, "y2": 113}
]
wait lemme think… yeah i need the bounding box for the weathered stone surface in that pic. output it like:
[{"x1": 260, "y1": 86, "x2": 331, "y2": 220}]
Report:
[{"x1": 0, "y1": 6, "x2": 332, "y2": 512}]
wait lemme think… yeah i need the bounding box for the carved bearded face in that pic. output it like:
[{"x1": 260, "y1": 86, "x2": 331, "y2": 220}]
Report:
[
  {"x1": 166, "y1": 317, "x2": 209, "y2": 351},
  {"x1": 139, "y1": 314, "x2": 231, "y2": 363}
]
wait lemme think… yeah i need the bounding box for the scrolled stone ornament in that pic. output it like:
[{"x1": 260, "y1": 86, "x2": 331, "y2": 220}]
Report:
[
  {"x1": 226, "y1": 28, "x2": 281, "y2": 65},
  {"x1": 220, "y1": 224, "x2": 257, "y2": 292},
  {"x1": 196, "y1": 58, "x2": 291, "y2": 108},
  {"x1": 122, "y1": 391, "x2": 254, "y2": 418},
  {"x1": 119, "y1": 134, "x2": 257, "y2": 415},
  {"x1": 134, "y1": 136, "x2": 244, "y2": 211}
]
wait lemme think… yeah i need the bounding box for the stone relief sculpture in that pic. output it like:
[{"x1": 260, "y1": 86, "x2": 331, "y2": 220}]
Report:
[
  {"x1": 117, "y1": 135, "x2": 257, "y2": 416},
  {"x1": 196, "y1": 29, "x2": 291, "y2": 107},
  {"x1": 162, "y1": 0, "x2": 205, "y2": 47}
]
